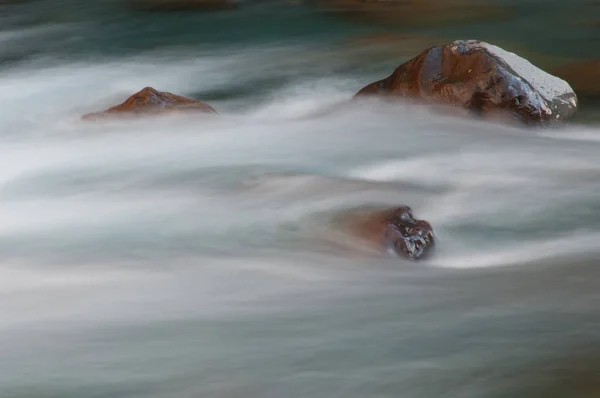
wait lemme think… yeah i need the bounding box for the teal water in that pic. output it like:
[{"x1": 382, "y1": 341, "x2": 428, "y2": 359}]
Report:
[{"x1": 1, "y1": 1, "x2": 599, "y2": 398}]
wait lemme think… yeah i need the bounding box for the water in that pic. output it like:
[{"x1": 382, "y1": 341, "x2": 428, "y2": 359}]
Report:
[{"x1": 1, "y1": 1, "x2": 600, "y2": 397}]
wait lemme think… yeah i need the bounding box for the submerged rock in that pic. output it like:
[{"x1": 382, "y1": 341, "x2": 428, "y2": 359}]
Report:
[
  {"x1": 355, "y1": 40, "x2": 578, "y2": 125},
  {"x1": 382, "y1": 206, "x2": 434, "y2": 260},
  {"x1": 343, "y1": 206, "x2": 434, "y2": 260},
  {"x1": 82, "y1": 87, "x2": 217, "y2": 120}
]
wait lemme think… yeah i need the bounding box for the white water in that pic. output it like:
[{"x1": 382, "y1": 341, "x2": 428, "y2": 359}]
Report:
[{"x1": 1, "y1": 47, "x2": 600, "y2": 398}]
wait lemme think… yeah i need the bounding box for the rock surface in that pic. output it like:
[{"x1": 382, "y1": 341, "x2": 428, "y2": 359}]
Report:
[
  {"x1": 82, "y1": 87, "x2": 217, "y2": 120},
  {"x1": 345, "y1": 206, "x2": 435, "y2": 260},
  {"x1": 382, "y1": 206, "x2": 434, "y2": 260},
  {"x1": 355, "y1": 40, "x2": 578, "y2": 125}
]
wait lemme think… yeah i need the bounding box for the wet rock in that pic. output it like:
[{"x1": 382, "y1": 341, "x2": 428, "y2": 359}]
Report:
[
  {"x1": 311, "y1": 0, "x2": 510, "y2": 28},
  {"x1": 355, "y1": 40, "x2": 578, "y2": 125},
  {"x1": 553, "y1": 60, "x2": 600, "y2": 97},
  {"x1": 344, "y1": 206, "x2": 434, "y2": 260},
  {"x1": 130, "y1": 0, "x2": 236, "y2": 11},
  {"x1": 82, "y1": 87, "x2": 217, "y2": 120},
  {"x1": 382, "y1": 206, "x2": 434, "y2": 260}
]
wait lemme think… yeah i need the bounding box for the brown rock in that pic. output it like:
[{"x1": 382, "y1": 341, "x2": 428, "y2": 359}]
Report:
[
  {"x1": 355, "y1": 40, "x2": 578, "y2": 125},
  {"x1": 312, "y1": 0, "x2": 510, "y2": 28},
  {"x1": 343, "y1": 206, "x2": 435, "y2": 260},
  {"x1": 553, "y1": 60, "x2": 600, "y2": 97},
  {"x1": 82, "y1": 87, "x2": 217, "y2": 120}
]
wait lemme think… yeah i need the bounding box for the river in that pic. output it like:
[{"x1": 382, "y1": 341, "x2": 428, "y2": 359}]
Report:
[{"x1": 1, "y1": 1, "x2": 599, "y2": 397}]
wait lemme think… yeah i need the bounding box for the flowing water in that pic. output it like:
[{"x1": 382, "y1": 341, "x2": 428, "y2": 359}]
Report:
[{"x1": 1, "y1": 1, "x2": 600, "y2": 397}]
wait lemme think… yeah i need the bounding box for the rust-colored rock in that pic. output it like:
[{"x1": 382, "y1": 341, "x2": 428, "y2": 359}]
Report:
[
  {"x1": 82, "y1": 87, "x2": 217, "y2": 120},
  {"x1": 312, "y1": 0, "x2": 510, "y2": 28},
  {"x1": 553, "y1": 60, "x2": 600, "y2": 97},
  {"x1": 344, "y1": 206, "x2": 435, "y2": 260},
  {"x1": 355, "y1": 40, "x2": 578, "y2": 125},
  {"x1": 382, "y1": 206, "x2": 434, "y2": 260},
  {"x1": 130, "y1": 0, "x2": 235, "y2": 11}
]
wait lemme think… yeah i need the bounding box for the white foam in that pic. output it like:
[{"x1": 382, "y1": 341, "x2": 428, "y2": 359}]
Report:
[
  {"x1": 0, "y1": 25, "x2": 71, "y2": 44},
  {"x1": 0, "y1": 46, "x2": 598, "y2": 272},
  {"x1": 431, "y1": 231, "x2": 600, "y2": 269},
  {"x1": 0, "y1": 265, "x2": 145, "y2": 294},
  {"x1": 539, "y1": 127, "x2": 600, "y2": 143}
]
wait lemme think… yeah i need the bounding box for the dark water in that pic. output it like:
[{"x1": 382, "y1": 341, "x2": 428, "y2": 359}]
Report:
[{"x1": 0, "y1": 1, "x2": 599, "y2": 397}]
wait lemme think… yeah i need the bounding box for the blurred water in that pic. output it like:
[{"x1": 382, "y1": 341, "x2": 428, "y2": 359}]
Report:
[{"x1": 0, "y1": 2, "x2": 599, "y2": 398}]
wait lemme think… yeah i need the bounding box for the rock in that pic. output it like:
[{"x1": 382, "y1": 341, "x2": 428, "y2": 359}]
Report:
[
  {"x1": 553, "y1": 60, "x2": 600, "y2": 97},
  {"x1": 311, "y1": 0, "x2": 510, "y2": 28},
  {"x1": 344, "y1": 206, "x2": 435, "y2": 260},
  {"x1": 355, "y1": 40, "x2": 578, "y2": 125},
  {"x1": 382, "y1": 206, "x2": 435, "y2": 260},
  {"x1": 130, "y1": 0, "x2": 235, "y2": 11},
  {"x1": 82, "y1": 87, "x2": 217, "y2": 120}
]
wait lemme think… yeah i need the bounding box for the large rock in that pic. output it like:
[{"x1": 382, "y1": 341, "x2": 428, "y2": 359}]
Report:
[
  {"x1": 82, "y1": 87, "x2": 217, "y2": 120},
  {"x1": 344, "y1": 206, "x2": 434, "y2": 260},
  {"x1": 355, "y1": 40, "x2": 578, "y2": 125}
]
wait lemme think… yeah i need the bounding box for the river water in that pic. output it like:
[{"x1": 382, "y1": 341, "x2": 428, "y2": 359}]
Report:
[{"x1": 1, "y1": 1, "x2": 599, "y2": 397}]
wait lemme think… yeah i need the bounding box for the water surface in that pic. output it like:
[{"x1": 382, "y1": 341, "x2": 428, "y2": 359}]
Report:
[{"x1": 1, "y1": 1, "x2": 599, "y2": 397}]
